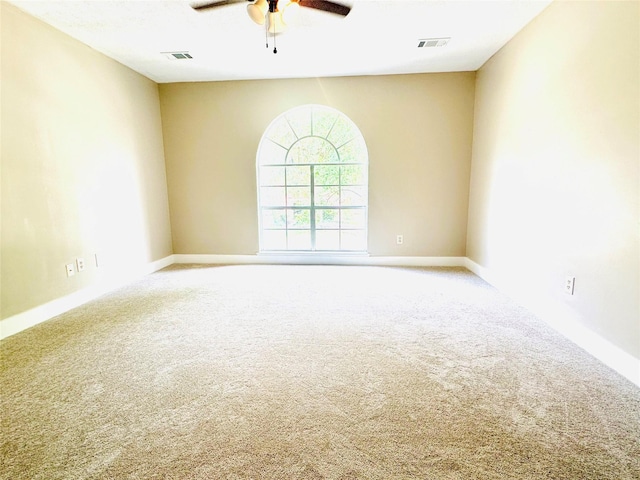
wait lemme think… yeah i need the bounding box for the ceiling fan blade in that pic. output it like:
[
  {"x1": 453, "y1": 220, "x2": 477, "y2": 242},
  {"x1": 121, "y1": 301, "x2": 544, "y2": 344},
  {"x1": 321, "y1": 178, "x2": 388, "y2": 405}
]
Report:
[
  {"x1": 298, "y1": 0, "x2": 351, "y2": 16},
  {"x1": 191, "y1": 0, "x2": 250, "y2": 11}
]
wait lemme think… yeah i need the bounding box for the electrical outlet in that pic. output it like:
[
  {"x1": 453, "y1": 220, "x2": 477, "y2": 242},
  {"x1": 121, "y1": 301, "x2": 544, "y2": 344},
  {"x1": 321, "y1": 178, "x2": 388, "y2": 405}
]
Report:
[
  {"x1": 76, "y1": 257, "x2": 85, "y2": 272},
  {"x1": 564, "y1": 276, "x2": 575, "y2": 295},
  {"x1": 65, "y1": 263, "x2": 75, "y2": 277},
  {"x1": 396, "y1": 235, "x2": 404, "y2": 245}
]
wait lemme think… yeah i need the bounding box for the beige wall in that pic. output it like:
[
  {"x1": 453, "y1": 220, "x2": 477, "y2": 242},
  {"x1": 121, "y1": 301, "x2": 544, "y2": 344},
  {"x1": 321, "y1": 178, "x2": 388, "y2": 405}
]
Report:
[
  {"x1": 159, "y1": 73, "x2": 475, "y2": 256},
  {"x1": 1, "y1": 2, "x2": 173, "y2": 320},
  {"x1": 467, "y1": 0, "x2": 639, "y2": 358}
]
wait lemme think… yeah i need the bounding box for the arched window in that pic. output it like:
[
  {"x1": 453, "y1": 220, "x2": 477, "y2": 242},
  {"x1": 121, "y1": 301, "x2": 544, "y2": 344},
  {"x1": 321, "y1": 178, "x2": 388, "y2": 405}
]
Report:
[{"x1": 257, "y1": 105, "x2": 368, "y2": 252}]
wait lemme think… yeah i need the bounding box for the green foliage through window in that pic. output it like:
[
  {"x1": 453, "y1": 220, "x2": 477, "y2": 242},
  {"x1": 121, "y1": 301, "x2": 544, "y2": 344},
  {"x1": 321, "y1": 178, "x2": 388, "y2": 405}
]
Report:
[{"x1": 257, "y1": 105, "x2": 368, "y2": 252}]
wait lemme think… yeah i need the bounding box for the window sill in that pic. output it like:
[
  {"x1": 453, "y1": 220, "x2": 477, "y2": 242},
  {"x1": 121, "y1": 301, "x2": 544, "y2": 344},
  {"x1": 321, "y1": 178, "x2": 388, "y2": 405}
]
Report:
[
  {"x1": 258, "y1": 251, "x2": 369, "y2": 256},
  {"x1": 256, "y1": 251, "x2": 370, "y2": 264}
]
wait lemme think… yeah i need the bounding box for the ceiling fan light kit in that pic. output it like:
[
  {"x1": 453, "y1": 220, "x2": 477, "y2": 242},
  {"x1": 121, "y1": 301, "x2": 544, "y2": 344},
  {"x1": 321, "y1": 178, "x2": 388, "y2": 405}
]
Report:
[
  {"x1": 193, "y1": 0, "x2": 350, "y2": 53},
  {"x1": 248, "y1": 0, "x2": 300, "y2": 32}
]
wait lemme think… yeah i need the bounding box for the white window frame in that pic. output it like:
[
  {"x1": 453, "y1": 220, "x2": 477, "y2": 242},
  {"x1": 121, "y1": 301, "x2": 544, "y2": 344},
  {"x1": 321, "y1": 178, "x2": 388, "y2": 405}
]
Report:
[{"x1": 256, "y1": 105, "x2": 368, "y2": 253}]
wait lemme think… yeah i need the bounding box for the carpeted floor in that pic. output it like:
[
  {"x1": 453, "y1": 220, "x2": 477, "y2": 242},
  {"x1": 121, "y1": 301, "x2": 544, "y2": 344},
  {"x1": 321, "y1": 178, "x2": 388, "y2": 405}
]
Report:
[{"x1": 1, "y1": 265, "x2": 639, "y2": 479}]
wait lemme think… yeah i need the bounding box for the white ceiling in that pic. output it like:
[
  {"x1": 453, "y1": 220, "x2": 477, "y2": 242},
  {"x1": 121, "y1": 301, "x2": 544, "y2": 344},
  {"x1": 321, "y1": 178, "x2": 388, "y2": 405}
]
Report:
[{"x1": 7, "y1": 0, "x2": 552, "y2": 83}]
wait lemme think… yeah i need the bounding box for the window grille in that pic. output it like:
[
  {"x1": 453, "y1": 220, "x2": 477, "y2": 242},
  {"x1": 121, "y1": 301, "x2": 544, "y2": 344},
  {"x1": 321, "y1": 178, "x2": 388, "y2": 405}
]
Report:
[{"x1": 257, "y1": 105, "x2": 368, "y2": 252}]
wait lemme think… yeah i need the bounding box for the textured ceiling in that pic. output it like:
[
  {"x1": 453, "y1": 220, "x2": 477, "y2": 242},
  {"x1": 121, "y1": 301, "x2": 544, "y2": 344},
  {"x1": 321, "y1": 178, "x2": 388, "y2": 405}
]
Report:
[{"x1": 7, "y1": 0, "x2": 552, "y2": 83}]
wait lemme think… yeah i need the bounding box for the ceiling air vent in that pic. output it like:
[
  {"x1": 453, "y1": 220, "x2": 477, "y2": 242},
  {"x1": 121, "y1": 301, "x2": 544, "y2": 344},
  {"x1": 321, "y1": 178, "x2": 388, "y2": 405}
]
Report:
[
  {"x1": 162, "y1": 51, "x2": 193, "y2": 60},
  {"x1": 417, "y1": 38, "x2": 450, "y2": 48}
]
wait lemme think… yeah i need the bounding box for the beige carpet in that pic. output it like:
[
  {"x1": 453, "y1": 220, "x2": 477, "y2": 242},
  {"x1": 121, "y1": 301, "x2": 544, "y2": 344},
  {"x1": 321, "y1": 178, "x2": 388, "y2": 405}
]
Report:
[{"x1": 1, "y1": 265, "x2": 639, "y2": 479}]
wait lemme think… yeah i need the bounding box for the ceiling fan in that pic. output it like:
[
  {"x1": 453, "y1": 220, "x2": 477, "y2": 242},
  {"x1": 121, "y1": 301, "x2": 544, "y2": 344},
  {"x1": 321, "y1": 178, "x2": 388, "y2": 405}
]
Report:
[{"x1": 191, "y1": 0, "x2": 352, "y2": 38}]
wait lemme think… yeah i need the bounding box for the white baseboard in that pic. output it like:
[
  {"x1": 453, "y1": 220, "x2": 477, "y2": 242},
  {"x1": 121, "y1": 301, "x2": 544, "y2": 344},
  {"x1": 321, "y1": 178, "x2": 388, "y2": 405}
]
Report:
[
  {"x1": 173, "y1": 254, "x2": 466, "y2": 267},
  {"x1": 0, "y1": 255, "x2": 175, "y2": 341},
  {"x1": 464, "y1": 258, "x2": 640, "y2": 388}
]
